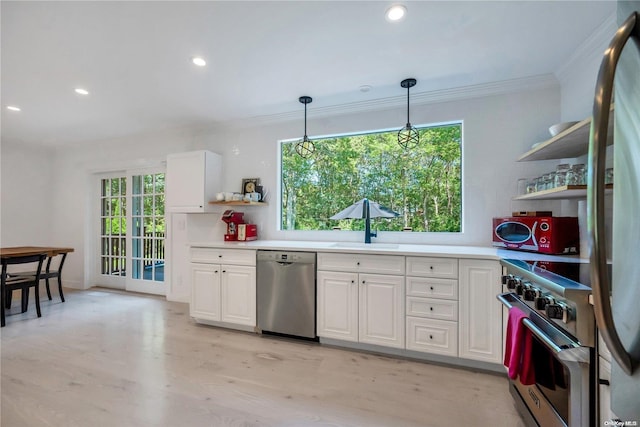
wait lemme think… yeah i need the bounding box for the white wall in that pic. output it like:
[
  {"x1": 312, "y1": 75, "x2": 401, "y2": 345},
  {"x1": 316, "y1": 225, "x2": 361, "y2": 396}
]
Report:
[
  {"x1": 48, "y1": 128, "x2": 194, "y2": 289},
  {"x1": 556, "y1": 11, "x2": 617, "y2": 255},
  {"x1": 191, "y1": 85, "x2": 563, "y2": 247},
  {"x1": 0, "y1": 141, "x2": 54, "y2": 246}
]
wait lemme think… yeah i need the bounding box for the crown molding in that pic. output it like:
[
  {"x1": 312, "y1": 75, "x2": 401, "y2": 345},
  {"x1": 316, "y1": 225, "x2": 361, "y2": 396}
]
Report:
[
  {"x1": 225, "y1": 74, "x2": 559, "y2": 129},
  {"x1": 555, "y1": 12, "x2": 617, "y2": 84}
]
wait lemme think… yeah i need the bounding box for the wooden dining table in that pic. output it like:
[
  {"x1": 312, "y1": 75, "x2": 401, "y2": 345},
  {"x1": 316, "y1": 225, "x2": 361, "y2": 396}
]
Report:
[
  {"x1": 0, "y1": 246, "x2": 74, "y2": 258},
  {"x1": 1, "y1": 246, "x2": 74, "y2": 327}
]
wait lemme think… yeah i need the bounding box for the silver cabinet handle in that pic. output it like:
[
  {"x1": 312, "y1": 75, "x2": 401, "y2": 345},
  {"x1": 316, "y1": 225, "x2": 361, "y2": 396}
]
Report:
[{"x1": 588, "y1": 11, "x2": 639, "y2": 375}]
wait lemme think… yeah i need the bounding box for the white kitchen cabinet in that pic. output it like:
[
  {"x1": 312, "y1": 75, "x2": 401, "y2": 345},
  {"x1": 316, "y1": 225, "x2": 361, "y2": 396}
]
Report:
[
  {"x1": 166, "y1": 150, "x2": 222, "y2": 213},
  {"x1": 406, "y1": 317, "x2": 458, "y2": 356},
  {"x1": 405, "y1": 256, "x2": 459, "y2": 357},
  {"x1": 598, "y1": 332, "x2": 620, "y2": 425},
  {"x1": 189, "y1": 248, "x2": 256, "y2": 330},
  {"x1": 220, "y1": 265, "x2": 256, "y2": 326},
  {"x1": 406, "y1": 256, "x2": 458, "y2": 279},
  {"x1": 359, "y1": 273, "x2": 404, "y2": 348},
  {"x1": 318, "y1": 252, "x2": 405, "y2": 275},
  {"x1": 317, "y1": 271, "x2": 359, "y2": 342},
  {"x1": 317, "y1": 253, "x2": 405, "y2": 348},
  {"x1": 458, "y1": 259, "x2": 503, "y2": 364},
  {"x1": 191, "y1": 263, "x2": 221, "y2": 321}
]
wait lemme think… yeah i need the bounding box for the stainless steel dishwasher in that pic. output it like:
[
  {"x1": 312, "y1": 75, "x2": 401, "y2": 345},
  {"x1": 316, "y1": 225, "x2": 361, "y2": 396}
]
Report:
[{"x1": 256, "y1": 250, "x2": 317, "y2": 339}]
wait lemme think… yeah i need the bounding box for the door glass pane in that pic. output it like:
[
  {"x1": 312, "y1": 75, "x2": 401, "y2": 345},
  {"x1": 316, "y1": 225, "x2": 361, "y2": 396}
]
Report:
[
  {"x1": 100, "y1": 177, "x2": 126, "y2": 278},
  {"x1": 131, "y1": 173, "x2": 165, "y2": 283}
]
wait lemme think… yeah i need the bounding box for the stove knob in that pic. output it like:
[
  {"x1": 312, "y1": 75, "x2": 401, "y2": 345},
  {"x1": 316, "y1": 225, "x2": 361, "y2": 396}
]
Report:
[
  {"x1": 546, "y1": 304, "x2": 563, "y2": 319},
  {"x1": 507, "y1": 277, "x2": 521, "y2": 290},
  {"x1": 534, "y1": 296, "x2": 551, "y2": 310},
  {"x1": 523, "y1": 288, "x2": 537, "y2": 301},
  {"x1": 515, "y1": 282, "x2": 524, "y2": 296},
  {"x1": 501, "y1": 274, "x2": 513, "y2": 285}
]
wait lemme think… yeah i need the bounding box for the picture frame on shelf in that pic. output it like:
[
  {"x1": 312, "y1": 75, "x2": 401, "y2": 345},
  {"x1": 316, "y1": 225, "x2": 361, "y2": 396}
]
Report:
[{"x1": 241, "y1": 178, "x2": 260, "y2": 195}]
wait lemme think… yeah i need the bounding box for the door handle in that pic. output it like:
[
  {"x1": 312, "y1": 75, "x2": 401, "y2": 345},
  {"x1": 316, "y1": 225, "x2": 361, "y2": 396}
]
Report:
[{"x1": 588, "y1": 11, "x2": 639, "y2": 375}]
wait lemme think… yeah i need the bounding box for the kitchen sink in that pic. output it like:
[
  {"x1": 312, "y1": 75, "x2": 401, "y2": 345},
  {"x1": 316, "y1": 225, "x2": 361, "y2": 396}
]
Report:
[{"x1": 330, "y1": 242, "x2": 399, "y2": 249}]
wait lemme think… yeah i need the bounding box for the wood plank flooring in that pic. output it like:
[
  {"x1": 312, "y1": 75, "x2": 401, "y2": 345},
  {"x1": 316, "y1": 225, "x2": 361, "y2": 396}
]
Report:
[{"x1": 1, "y1": 288, "x2": 526, "y2": 426}]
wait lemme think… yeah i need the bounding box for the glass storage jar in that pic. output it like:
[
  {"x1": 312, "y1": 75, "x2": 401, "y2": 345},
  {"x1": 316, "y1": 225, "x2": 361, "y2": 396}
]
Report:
[
  {"x1": 605, "y1": 168, "x2": 614, "y2": 185},
  {"x1": 555, "y1": 164, "x2": 570, "y2": 187},
  {"x1": 568, "y1": 164, "x2": 586, "y2": 185}
]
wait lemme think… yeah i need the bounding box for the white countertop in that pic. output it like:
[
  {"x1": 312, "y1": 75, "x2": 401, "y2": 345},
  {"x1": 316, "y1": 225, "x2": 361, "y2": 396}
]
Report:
[{"x1": 189, "y1": 240, "x2": 585, "y2": 262}]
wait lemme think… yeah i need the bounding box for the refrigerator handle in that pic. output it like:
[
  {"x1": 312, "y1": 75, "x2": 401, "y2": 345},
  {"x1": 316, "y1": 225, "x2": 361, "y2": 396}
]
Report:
[{"x1": 588, "y1": 11, "x2": 639, "y2": 376}]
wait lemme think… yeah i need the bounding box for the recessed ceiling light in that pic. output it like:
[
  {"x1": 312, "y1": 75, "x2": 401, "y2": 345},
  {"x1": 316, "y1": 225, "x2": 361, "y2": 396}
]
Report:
[
  {"x1": 359, "y1": 85, "x2": 372, "y2": 93},
  {"x1": 75, "y1": 88, "x2": 89, "y2": 95},
  {"x1": 192, "y1": 57, "x2": 206, "y2": 67},
  {"x1": 7, "y1": 105, "x2": 21, "y2": 112},
  {"x1": 386, "y1": 4, "x2": 407, "y2": 22}
]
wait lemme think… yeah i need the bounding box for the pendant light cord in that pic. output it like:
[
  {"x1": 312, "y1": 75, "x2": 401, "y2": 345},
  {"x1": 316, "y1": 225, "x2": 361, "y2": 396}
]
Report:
[
  {"x1": 406, "y1": 85, "x2": 411, "y2": 127},
  {"x1": 304, "y1": 102, "x2": 308, "y2": 138}
]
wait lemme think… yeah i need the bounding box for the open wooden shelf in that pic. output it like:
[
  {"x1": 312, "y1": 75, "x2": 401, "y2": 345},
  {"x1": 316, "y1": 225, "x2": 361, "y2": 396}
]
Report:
[
  {"x1": 518, "y1": 105, "x2": 614, "y2": 162},
  {"x1": 514, "y1": 184, "x2": 613, "y2": 201},
  {"x1": 208, "y1": 201, "x2": 268, "y2": 206}
]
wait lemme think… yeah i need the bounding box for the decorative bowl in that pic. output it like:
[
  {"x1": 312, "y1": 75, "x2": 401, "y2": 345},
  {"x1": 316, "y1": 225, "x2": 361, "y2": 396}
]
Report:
[{"x1": 549, "y1": 121, "x2": 579, "y2": 137}]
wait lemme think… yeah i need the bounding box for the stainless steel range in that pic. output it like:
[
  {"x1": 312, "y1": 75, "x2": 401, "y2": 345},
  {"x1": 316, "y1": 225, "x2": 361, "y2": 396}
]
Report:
[{"x1": 498, "y1": 259, "x2": 596, "y2": 427}]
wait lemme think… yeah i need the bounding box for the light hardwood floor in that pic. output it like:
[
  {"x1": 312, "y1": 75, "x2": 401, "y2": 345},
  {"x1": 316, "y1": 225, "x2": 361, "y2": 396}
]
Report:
[{"x1": 1, "y1": 288, "x2": 525, "y2": 427}]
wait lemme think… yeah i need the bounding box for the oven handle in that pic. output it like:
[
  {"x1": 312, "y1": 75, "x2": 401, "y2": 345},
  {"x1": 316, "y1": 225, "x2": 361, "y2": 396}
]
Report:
[{"x1": 498, "y1": 293, "x2": 588, "y2": 363}]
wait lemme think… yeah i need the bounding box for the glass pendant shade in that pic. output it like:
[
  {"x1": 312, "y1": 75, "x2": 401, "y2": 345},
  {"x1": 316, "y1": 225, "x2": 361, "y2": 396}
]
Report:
[
  {"x1": 398, "y1": 78, "x2": 419, "y2": 149},
  {"x1": 295, "y1": 96, "x2": 314, "y2": 158}
]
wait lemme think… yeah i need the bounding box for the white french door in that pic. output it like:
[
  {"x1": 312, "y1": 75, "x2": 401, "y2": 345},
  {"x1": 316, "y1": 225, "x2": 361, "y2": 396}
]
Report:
[{"x1": 96, "y1": 168, "x2": 166, "y2": 295}]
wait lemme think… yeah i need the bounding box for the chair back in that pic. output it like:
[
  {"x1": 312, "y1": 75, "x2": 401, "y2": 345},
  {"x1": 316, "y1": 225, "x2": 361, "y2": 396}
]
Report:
[{"x1": 1, "y1": 254, "x2": 47, "y2": 282}]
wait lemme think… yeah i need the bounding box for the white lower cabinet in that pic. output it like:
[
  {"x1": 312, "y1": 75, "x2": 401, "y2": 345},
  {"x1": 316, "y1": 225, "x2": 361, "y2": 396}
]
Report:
[
  {"x1": 191, "y1": 263, "x2": 221, "y2": 321},
  {"x1": 317, "y1": 271, "x2": 359, "y2": 342},
  {"x1": 406, "y1": 317, "x2": 458, "y2": 356},
  {"x1": 220, "y1": 265, "x2": 256, "y2": 326},
  {"x1": 405, "y1": 256, "x2": 459, "y2": 357},
  {"x1": 359, "y1": 273, "x2": 404, "y2": 348},
  {"x1": 458, "y1": 259, "x2": 502, "y2": 363},
  {"x1": 190, "y1": 248, "x2": 256, "y2": 330},
  {"x1": 317, "y1": 253, "x2": 405, "y2": 349}
]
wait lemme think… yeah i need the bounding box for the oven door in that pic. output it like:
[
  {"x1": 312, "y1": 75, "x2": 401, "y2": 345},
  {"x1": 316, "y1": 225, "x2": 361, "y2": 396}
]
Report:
[{"x1": 498, "y1": 293, "x2": 594, "y2": 427}]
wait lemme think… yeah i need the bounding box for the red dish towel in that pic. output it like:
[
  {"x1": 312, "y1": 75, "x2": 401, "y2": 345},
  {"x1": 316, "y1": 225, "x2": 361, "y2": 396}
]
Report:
[{"x1": 504, "y1": 306, "x2": 535, "y2": 385}]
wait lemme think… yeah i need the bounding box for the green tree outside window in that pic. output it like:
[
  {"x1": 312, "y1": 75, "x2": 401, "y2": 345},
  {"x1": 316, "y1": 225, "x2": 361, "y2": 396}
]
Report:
[{"x1": 281, "y1": 123, "x2": 462, "y2": 232}]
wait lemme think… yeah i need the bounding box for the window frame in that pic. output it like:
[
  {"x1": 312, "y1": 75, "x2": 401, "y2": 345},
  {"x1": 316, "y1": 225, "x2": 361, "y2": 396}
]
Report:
[{"x1": 277, "y1": 120, "x2": 464, "y2": 236}]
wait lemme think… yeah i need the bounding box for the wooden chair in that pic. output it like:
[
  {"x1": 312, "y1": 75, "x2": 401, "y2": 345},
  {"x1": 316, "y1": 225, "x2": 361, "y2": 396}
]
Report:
[
  {"x1": 1, "y1": 253, "x2": 46, "y2": 327},
  {"x1": 10, "y1": 252, "x2": 68, "y2": 303}
]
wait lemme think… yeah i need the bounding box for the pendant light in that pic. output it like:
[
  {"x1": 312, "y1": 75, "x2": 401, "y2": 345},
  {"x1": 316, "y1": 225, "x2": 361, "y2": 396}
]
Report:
[
  {"x1": 295, "y1": 96, "x2": 314, "y2": 158},
  {"x1": 397, "y1": 78, "x2": 419, "y2": 149}
]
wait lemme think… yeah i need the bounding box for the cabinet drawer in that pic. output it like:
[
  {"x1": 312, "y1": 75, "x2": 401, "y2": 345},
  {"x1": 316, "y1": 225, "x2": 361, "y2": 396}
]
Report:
[
  {"x1": 406, "y1": 277, "x2": 458, "y2": 300},
  {"x1": 190, "y1": 247, "x2": 256, "y2": 266},
  {"x1": 358, "y1": 255, "x2": 405, "y2": 275},
  {"x1": 318, "y1": 252, "x2": 404, "y2": 275},
  {"x1": 406, "y1": 317, "x2": 458, "y2": 356},
  {"x1": 406, "y1": 257, "x2": 458, "y2": 279},
  {"x1": 318, "y1": 253, "x2": 358, "y2": 271},
  {"x1": 406, "y1": 297, "x2": 458, "y2": 321}
]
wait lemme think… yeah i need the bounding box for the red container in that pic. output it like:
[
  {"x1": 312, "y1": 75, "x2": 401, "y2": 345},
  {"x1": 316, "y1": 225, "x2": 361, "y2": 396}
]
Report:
[
  {"x1": 238, "y1": 224, "x2": 258, "y2": 241},
  {"x1": 492, "y1": 216, "x2": 579, "y2": 254}
]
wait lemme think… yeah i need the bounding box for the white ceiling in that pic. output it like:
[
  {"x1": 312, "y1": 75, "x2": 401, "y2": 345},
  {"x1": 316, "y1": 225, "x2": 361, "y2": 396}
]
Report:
[{"x1": 1, "y1": 1, "x2": 615, "y2": 147}]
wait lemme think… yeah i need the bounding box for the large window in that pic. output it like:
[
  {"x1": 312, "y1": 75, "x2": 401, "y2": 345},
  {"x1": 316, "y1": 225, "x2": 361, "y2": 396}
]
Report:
[{"x1": 280, "y1": 123, "x2": 462, "y2": 232}]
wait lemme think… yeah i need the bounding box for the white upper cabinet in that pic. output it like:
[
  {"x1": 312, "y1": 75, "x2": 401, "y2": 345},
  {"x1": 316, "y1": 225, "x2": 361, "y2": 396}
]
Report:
[{"x1": 166, "y1": 150, "x2": 222, "y2": 213}]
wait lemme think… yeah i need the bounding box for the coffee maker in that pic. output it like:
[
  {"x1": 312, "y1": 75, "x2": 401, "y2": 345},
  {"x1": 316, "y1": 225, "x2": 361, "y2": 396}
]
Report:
[{"x1": 221, "y1": 210, "x2": 245, "y2": 241}]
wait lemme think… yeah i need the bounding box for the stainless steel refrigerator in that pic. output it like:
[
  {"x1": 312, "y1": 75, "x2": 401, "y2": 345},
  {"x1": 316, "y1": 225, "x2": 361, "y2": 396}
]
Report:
[{"x1": 588, "y1": 1, "x2": 640, "y2": 421}]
